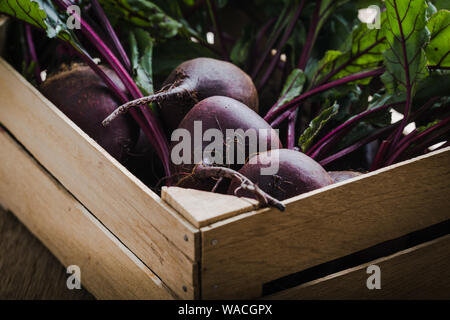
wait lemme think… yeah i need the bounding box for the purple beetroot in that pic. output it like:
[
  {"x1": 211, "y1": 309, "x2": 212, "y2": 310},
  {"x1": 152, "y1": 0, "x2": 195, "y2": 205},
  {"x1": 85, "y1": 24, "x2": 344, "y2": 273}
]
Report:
[
  {"x1": 228, "y1": 149, "x2": 333, "y2": 201},
  {"x1": 40, "y1": 64, "x2": 138, "y2": 163},
  {"x1": 103, "y1": 57, "x2": 259, "y2": 132},
  {"x1": 170, "y1": 96, "x2": 281, "y2": 191}
]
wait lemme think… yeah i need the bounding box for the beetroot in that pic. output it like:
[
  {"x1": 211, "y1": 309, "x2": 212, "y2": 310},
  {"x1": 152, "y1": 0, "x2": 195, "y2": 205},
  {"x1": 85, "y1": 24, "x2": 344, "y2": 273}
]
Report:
[
  {"x1": 328, "y1": 171, "x2": 362, "y2": 183},
  {"x1": 40, "y1": 64, "x2": 138, "y2": 162},
  {"x1": 228, "y1": 149, "x2": 333, "y2": 201},
  {"x1": 170, "y1": 96, "x2": 281, "y2": 191},
  {"x1": 103, "y1": 58, "x2": 259, "y2": 132}
]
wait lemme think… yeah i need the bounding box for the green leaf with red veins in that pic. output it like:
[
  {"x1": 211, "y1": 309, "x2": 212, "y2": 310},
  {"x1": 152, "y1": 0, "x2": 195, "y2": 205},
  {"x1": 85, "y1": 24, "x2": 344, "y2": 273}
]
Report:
[
  {"x1": 0, "y1": 0, "x2": 88, "y2": 56},
  {"x1": 129, "y1": 29, "x2": 154, "y2": 96},
  {"x1": 273, "y1": 68, "x2": 306, "y2": 113},
  {"x1": 99, "y1": 0, "x2": 182, "y2": 39},
  {"x1": 317, "y1": 0, "x2": 350, "y2": 30},
  {"x1": 382, "y1": 0, "x2": 429, "y2": 95},
  {"x1": 298, "y1": 102, "x2": 339, "y2": 152},
  {"x1": 314, "y1": 13, "x2": 387, "y2": 86},
  {"x1": 425, "y1": 10, "x2": 450, "y2": 68}
]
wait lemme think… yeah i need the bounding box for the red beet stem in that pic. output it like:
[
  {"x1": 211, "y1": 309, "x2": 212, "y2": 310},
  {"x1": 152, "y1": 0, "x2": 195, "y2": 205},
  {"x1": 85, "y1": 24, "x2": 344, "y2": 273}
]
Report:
[{"x1": 54, "y1": 0, "x2": 171, "y2": 177}]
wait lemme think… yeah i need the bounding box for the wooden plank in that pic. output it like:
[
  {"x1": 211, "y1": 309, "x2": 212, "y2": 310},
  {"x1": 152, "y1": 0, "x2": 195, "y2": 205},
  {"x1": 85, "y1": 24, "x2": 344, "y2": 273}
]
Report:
[
  {"x1": 0, "y1": 206, "x2": 94, "y2": 299},
  {"x1": 201, "y1": 147, "x2": 450, "y2": 299},
  {"x1": 266, "y1": 235, "x2": 450, "y2": 299},
  {"x1": 162, "y1": 187, "x2": 258, "y2": 228},
  {"x1": 0, "y1": 129, "x2": 175, "y2": 299},
  {"x1": 0, "y1": 58, "x2": 199, "y2": 299}
]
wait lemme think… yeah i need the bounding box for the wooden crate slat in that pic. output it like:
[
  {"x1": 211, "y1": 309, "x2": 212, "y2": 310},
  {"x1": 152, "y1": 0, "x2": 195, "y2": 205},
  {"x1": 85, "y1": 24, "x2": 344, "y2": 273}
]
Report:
[
  {"x1": 0, "y1": 58, "x2": 198, "y2": 299},
  {"x1": 200, "y1": 147, "x2": 450, "y2": 299},
  {"x1": 162, "y1": 187, "x2": 258, "y2": 228},
  {"x1": 0, "y1": 129, "x2": 175, "y2": 300},
  {"x1": 266, "y1": 234, "x2": 450, "y2": 299}
]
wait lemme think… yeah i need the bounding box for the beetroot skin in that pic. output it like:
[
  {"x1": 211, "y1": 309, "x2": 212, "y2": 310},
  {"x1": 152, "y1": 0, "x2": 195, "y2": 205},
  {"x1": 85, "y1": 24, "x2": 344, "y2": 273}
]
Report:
[
  {"x1": 160, "y1": 58, "x2": 259, "y2": 131},
  {"x1": 170, "y1": 96, "x2": 280, "y2": 191},
  {"x1": 40, "y1": 64, "x2": 138, "y2": 162},
  {"x1": 228, "y1": 149, "x2": 333, "y2": 201},
  {"x1": 103, "y1": 58, "x2": 259, "y2": 133}
]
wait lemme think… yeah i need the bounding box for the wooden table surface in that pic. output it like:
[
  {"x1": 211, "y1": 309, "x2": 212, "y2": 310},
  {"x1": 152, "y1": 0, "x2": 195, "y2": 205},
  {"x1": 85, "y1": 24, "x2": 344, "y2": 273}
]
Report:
[{"x1": 0, "y1": 206, "x2": 94, "y2": 300}]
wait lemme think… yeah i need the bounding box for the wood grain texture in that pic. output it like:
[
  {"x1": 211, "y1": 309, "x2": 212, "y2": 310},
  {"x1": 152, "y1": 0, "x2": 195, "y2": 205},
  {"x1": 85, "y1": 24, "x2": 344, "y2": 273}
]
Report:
[
  {"x1": 0, "y1": 129, "x2": 176, "y2": 299},
  {"x1": 200, "y1": 147, "x2": 450, "y2": 299},
  {"x1": 162, "y1": 187, "x2": 258, "y2": 228},
  {"x1": 266, "y1": 235, "x2": 450, "y2": 300},
  {"x1": 0, "y1": 58, "x2": 199, "y2": 299},
  {"x1": 0, "y1": 206, "x2": 94, "y2": 300}
]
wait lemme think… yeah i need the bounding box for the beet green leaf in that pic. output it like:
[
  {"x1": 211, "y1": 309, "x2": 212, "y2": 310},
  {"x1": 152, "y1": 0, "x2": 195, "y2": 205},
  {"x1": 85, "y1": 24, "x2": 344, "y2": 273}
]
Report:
[
  {"x1": 314, "y1": 13, "x2": 387, "y2": 86},
  {"x1": 382, "y1": 0, "x2": 429, "y2": 95},
  {"x1": 129, "y1": 29, "x2": 154, "y2": 96},
  {"x1": 0, "y1": 0, "x2": 87, "y2": 55},
  {"x1": 425, "y1": 9, "x2": 450, "y2": 68},
  {"x1": 273, "y1": 68, "x2": 306, "y2": 113},
  {"x1": 99, "y1": 0, "x2": 182, "y2": 39},
  {"x1": 298, "y1": 102, "x2": 339, "y2": 152}
]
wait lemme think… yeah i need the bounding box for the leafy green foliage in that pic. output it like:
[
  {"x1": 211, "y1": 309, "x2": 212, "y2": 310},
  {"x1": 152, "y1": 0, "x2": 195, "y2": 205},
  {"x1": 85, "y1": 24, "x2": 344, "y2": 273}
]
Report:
[
  {"x1": 382, "y1": 0, "x2": 429, "y2": 94},
  {"x1": 425, "y1": 9, "x2": 450, "y2": 67},
  {"x1": 317, "y1": 0, "x2": 351, "y2": 31},
  {"x1": 298, "y1": 102, "x2": 339, "y2": 151},
  {"x1": 273, "y1": 69, "x2": 306, "y2": 112},
  {"x1": 359, "y1": 95, "x2": 393, "y2": 126},
  {"x1": 354, "y1": 0, "x2": 384, "y2": 9},
  {"x1": 182, "y1": 0, "x2": 196, "y2": 6},
  {"x1": 417, "y1": 119, "x2": 440, "y2": 132},
  {"x1": 416, "y1": 73, "x2": 450, "y2": 102},
  {"x1": 331, "y1": 94, "x2": 392, "y2": 152},
  {"x1": 314, "y1": 14, "x2": 387, "y2": 85},
  {"x1": 128, "y1": 29, "x2": 154, "y2": 96},
  {"x1": 432, "y1": 0, "x2": 450, "y2": 10},
  {"x1": 99, "y1": 0, "x2": 182, "y2": 39},
  {"x1": 3, "y1": 0, "x2": 449, "y2": 172},
  {"x1": 0, "y1": 0, "x2": 87, "y2": 55},
  {"x1": 22, "y1": 60, "x2": 38, "y2": 84},
  {"x1": 0, "y1": 0, "x2": 47, "y2": 30}
]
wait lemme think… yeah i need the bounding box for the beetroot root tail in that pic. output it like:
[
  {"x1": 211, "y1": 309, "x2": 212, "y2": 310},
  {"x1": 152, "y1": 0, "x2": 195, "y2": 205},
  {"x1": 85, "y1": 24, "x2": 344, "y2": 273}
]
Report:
[
  {"x1": 102, "y1": 86, "x2": 189, "y2": 127},
  {"x1": 193, "y1": 164, "x2": 285, "y2": 211}
]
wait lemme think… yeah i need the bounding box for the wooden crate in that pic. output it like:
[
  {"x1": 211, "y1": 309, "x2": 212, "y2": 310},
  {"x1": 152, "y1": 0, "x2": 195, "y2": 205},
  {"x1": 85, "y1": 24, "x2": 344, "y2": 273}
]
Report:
[{"x1": 0, "y1": 55, "x2": 449, "y2": 300}]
